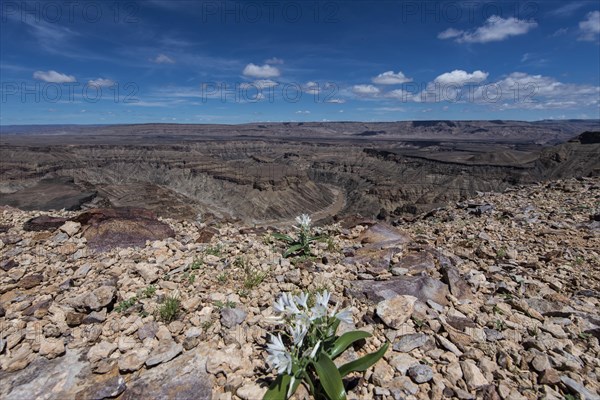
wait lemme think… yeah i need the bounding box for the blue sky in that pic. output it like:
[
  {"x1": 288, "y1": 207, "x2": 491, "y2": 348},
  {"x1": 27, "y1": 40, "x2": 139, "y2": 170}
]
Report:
[{"x1": 1, "y1": 0, "x2": 599, "y2": 124}]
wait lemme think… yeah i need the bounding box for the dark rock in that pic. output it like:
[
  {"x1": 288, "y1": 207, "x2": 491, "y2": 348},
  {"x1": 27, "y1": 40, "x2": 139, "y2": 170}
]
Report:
[
  {"x1": 407, "y1": 364, "x2": 433, "y2": 383},
  {"x1": 447, "y1": 316, "x2": 478, "y2": 331},
  {"x1": 238, "y1": 226, "x2": 268, "y2": 235},
  {"x1": 0, "y1": 234, "x2": 21, "y2": 244},
  {"x1": 0, "y1": 224, "x2": 11, "y2": 233},
  {"x1": 0, "y1": 304, "x2": 4, "y2": 318},
  {"x1": 82, "y1": 310, "x2": 107, "y2": 324},
  {"x1": 220, "y1": 307, "x2": 247, "y2": 329},
  {"x1": 76, "y1": 366, "x2": 126, "y2": 399},
  {"x1": 20, "y1": 273, "x2": 43, "y2": 289},
  {"x1": 66, "y1": 312, "x2": 85, "y2": 327},
  {"x1": 23, "y1": 216, "x2": 67, "y2": 232},
  {"x1": 393, "y1": 252, "x2": 435, "y2": 274},
  {"x1": 182, "y1": 336, "x2": 199, "y2": 350},
  {"x1": 196, "y1": 227, "x2": 219, "y2": 243},
  {"x1": 73, "y1": 208, "x2": 175, "y2": 252},
  {"x1": 59, "y1": 278, "x2": 74, "y2": 291},
  {"x1": 347, "y1": 275, "x2": 450, "y2": 306},
  {"x1": 393, "y1": 333, "x2": 434, "y2": 353},
  {"x1": 560, "y1": 376, "x2": 599, "y2": 400},
  {"x1": 123, "y1": 350, "x2": 212, "y2": 400},
  {"x1": 442, "y1": 266, "x2": 474, "y2": 301},
  {"x1": 0, "y1": 259, "x2": 19, "y2": 272},
  {"x1": 138, "y1": 322, "x2": 159, "y2": 340},
  {"x1": 467, "y1": 203, "x2": 494, "y2": 216},
  {"x1": 22, "y1": 299, "x2": 52, "y2": 317},
  {"x1": 477, "y1": 385, "x2": 500, "y2": 400},
  {"x1": 483, "y1": 328, "x2": 504, "y2": 342}
]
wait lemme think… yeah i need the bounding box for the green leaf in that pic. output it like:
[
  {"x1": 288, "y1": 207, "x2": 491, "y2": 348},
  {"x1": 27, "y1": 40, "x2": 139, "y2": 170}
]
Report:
[
  {"x1": 338, "y1": 342, "x2": 389, "y2": 377},
  {"x1": 263, "y1": 374, "x2": 292, "y2": 400},
  {"x1": 329, "y1": 331, "x2": 372, "y2": 359},
  {"x1": 272, "y1": 233, "x2": 294, "y2": 243},
  {"x1": 283, "y1": 244, "x2": 304, "y2": 258},
  {"x1": 313, "y1": 352, "x2": 347, "y2": 400}
]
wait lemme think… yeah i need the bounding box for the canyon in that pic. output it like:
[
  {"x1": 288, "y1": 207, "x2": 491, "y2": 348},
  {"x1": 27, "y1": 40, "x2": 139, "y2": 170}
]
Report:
[{"x1": 0, "y1": 120, "x2": 598, "y2": 224}]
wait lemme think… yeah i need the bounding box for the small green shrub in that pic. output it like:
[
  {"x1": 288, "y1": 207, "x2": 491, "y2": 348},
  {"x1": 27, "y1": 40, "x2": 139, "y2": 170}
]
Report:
[
  {"x1": 115, "y1": 296, "x2": 138, "y2": 313},
  {"x1": 190, "y1": 258, "x2": 203, "y2": 270},
  {"x1": 159, "y1": 294, "x2": 181, "y2": 322},
  {"x1": 205, "y1": 244, "x2": 223, "y2": 257}
]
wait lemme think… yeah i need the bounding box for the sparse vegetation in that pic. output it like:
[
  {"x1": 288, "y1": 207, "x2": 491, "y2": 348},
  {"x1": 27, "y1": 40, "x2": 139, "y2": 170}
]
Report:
[
  {"x1": 141, "y1": 285, "x2": 156, "y2": 298},
  {"x1": 494, "y1": 319, "x2": 506, "y2": 331},
  {"x1": 189, "y1": 258, "x2": 203, "y2": 270},
  {"x1": 217, "y1": 272, "x2": 228, "y2": 283},
  {"x1": 115, "y1": 296, "x2": 138, "y2": 313},
  {"x1": 496, "y1": 247, "x2": 507, "y2": 259},
  {"x1": 205, "y1": 244, "x2": 223, "y2": 257},
  {"x1": 158, "y1": 294, "x2": 181, "y2": 322},
  {"x1": 214, "y1": 300, "x2": 236, "y2": 309}
]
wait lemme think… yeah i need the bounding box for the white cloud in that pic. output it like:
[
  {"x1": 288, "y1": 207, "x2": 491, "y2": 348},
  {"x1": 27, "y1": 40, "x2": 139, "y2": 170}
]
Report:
[
  {"x1": 439, "y1": 16, "x2": 537, "y2": 43},
  {"x1": 153, "y1": 54, "x2": 175, "y2": 64},
  {"x1": 371, "y1": 71, "x2": 412, "y2": 85},
  {"x1": 242, "y1": 63, "x2": 280, "y2": 78},
  {"x1": 476, "y1": 72, "x2": 600, "y2": 110},
  {"x1": 434, "y1": 70, "x2": 489, "y2": 85},
  {"x1": 547, "y1": 2, "x2": 587, "y2": 17},
  {"x1": 33, "y1": 70, "x2": 76, "y2": 83},
  {"x1": 579, "y1": 11, "x2": 600, "y2": 41},
  {"x1": 304, "y1": 81, "x2": 320, "y2": 95},
  {"x1": 326, "y1": 98, "x2": 346, "y2": 104},
  {"x1": 437, "y1": 28, "x2": 463, "y2": 40},
  {"x1": 352, "y1": 84, "x2": 380, "y2": 96},
  {"x1": 551, "y1": 28, "x2": 569, "y2": 37},
  {"x1": 265, "y1": 57, "x2": 284, "y2": 65},
  {"x1": 88, "y1": 78, "x2": 115, "y2": 87},
  {"x1": 295, "y1": 110, "x2": 311, "y2": 114}
]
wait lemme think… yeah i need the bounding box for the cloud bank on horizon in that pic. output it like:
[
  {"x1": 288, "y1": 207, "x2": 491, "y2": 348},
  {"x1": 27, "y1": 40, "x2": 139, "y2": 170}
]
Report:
[{"x1": 0, "y1": 0, "x2": 599, "y2": 124}]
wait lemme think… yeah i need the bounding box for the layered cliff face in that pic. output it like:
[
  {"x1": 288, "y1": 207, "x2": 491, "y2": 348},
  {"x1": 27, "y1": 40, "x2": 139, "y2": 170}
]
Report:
[{"x1": 0, "y1": 126, "x2": 598, "y2": 223}]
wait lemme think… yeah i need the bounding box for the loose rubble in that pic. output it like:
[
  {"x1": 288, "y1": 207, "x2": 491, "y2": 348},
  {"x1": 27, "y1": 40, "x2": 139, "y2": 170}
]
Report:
[{"x1": 0, "y1": 177, "x2": 599, "y2": 400}]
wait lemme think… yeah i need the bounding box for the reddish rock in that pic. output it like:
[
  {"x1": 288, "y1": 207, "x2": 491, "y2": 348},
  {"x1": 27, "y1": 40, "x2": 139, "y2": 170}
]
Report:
[
  {"x1": 23, "y1": 216, "x2": 67, "y2": 232},
  {"x1": 73, "y1": 208, "x2": 175, "y2": 252},
  {"x1": 195, "y1": 227, "x2": 219, "y2": 243},
  {"x1": 20, "y1": 273, "x2": 44, "y2": 289}
]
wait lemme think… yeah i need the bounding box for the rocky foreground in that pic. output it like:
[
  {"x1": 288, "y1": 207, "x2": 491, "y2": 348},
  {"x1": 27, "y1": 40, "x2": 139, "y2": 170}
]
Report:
[{"x1": 0, "y1": 177, "x2": 599, "y2": 400}]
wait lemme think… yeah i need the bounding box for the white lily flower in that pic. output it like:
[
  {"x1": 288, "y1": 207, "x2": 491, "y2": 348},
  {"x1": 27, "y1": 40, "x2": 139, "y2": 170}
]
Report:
[
  {"x1": 289, "y1": 323, "x2": 308, "y2": 347},
  {"x1": 266, "y1": 334, "x2": 293, "y2": 375},
  {"x1": 273, "y1": 295, "x2": 287, "y2": 315},
  {"x1": 293, "y1": 292, "x2": 309, "y2": 309},
  {"x1": 315, "y1": 291, "x2": 331, "y2": 308},
  {"x1": 295, "y1": 214, "x2": 312, "y2": 229},
  {"x1": 335, "y1": 308, "x2": 353, "y2": 324}
]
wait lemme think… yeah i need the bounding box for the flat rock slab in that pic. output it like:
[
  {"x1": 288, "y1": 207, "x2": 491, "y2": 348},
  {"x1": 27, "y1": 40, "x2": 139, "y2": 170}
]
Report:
[
  {"x1": 346, "y1": 275, "x2": 450, "y2": 306},
  {"x1": 0, "y1": 349, "x2": 125, "y2": 400},
  {"x1": 123, "y1": 349, "x2": 212, "y2": 400},
  {"x1": 358, "y1": 222, "x2": 411, "y2": 249},
  {"x1": 0, "y1": 177, "x2": 96, "y2": 212},
  {"x1": 73, "y1": 208, "x2": 175, "y2": 251}
]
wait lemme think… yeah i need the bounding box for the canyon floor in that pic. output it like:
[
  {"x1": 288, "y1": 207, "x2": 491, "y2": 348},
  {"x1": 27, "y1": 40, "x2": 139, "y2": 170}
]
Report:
[{"x1": 0, "y1": 177, "x2": 599, "y2": 400}]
